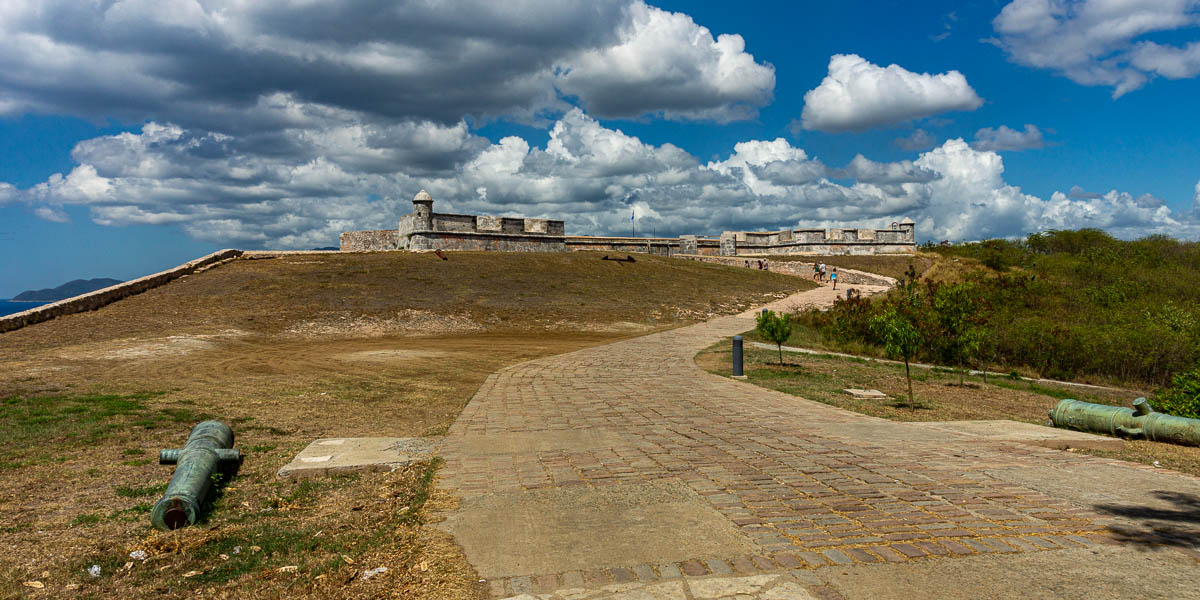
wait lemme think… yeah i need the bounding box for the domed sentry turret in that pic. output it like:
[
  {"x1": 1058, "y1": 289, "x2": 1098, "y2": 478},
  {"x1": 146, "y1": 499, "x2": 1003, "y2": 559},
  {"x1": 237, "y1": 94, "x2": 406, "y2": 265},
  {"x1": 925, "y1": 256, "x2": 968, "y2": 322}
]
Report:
[{"x1": 412, "y1": 189, "x2": 433, "y2": 230}]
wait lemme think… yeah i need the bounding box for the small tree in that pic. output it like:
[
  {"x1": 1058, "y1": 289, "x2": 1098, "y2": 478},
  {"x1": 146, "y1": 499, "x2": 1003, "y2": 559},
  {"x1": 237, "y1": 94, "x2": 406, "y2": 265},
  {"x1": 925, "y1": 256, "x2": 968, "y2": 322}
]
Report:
[
  {"x1": 870, "y1": 306, "x2": 922, "y2": 410},
  {"x1": 756, "y1": 310, "x2": 793, "y2": 365},
  {"x1": 932, "y1": 282, "x2": 989, "y2": 385}
]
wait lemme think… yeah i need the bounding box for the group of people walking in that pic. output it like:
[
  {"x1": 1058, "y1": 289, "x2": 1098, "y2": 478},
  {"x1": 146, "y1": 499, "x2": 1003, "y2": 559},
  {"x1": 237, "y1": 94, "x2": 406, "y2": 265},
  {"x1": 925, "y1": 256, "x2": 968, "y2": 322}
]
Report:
[
  {"x1": 739, "y1": 258, "x2": 837, "y2": 289},
  {"x1": 812, "y1": 262, "x2": 838, "y2": 289}
]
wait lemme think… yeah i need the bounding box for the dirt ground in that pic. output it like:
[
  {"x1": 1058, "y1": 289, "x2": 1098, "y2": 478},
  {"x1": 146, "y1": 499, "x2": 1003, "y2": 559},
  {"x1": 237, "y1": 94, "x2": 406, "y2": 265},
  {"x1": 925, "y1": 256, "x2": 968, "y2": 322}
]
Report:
[
  {"x1": 697, "y1": 342, "x2": 1200, "y2": 478},
  {"x1": 0, "y1": 251, "x2": 810, "y2": 599}
]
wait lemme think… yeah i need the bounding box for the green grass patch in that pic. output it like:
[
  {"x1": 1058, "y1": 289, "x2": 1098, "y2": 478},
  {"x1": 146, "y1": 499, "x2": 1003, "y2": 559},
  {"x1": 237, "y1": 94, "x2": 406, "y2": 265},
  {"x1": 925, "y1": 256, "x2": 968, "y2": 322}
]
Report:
[
  {"x1": 0, "y1": 392, "x2": 235, "y2": 468},
  {"x1": 71, "y1": 513, "x2": 102, "y2": 527},
  {"x1": 114, "y1": 483, "x2": 167, "y2": 498}
]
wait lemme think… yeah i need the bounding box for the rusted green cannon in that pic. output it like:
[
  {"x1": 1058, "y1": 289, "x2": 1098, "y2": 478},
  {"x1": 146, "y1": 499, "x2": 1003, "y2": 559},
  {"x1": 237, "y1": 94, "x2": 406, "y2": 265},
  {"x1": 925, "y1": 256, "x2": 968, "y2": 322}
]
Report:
[
  {"x1": 150, "y1": 420, "x2": 241, "y2": 531},
  {"x1": 1050, "y1": 397, "x2": 1200, "y2": 447}
]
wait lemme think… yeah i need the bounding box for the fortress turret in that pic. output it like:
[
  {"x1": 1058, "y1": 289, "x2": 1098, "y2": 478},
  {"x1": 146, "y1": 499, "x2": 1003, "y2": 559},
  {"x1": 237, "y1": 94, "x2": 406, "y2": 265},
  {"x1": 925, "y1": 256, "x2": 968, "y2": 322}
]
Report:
[{"x1": 412, "y1": 189, "x2": 434, "y2": 231}]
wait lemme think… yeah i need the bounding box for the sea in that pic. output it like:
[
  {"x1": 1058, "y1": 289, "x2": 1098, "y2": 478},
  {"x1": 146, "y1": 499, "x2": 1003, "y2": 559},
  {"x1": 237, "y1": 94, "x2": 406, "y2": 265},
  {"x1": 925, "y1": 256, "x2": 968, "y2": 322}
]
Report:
[{"x1": 0, "y1": 300, "x2": 51, "y2": 317}]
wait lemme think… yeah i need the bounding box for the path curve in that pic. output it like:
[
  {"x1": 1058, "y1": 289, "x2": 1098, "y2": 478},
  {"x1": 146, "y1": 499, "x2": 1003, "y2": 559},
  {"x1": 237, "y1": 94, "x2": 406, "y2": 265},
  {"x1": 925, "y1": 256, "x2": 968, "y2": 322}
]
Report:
[{"x1": 437, "y1": 286, "x2": 1200, "y2": 600}]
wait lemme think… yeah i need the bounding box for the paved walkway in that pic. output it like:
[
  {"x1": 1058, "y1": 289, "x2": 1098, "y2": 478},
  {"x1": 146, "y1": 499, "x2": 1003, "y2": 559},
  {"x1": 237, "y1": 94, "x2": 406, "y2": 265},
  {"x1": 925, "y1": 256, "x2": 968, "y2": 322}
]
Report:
[{"x1": 437, "y1": 286, "x2": 1200, "y2": 600}]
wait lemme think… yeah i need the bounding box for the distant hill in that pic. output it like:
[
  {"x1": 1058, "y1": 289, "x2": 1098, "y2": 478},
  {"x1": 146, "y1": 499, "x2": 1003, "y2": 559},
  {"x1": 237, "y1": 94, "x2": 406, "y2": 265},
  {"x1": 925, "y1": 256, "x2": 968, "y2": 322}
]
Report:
[{"x1": 13, "y1": 278, "x2": 123, "y2": 301}]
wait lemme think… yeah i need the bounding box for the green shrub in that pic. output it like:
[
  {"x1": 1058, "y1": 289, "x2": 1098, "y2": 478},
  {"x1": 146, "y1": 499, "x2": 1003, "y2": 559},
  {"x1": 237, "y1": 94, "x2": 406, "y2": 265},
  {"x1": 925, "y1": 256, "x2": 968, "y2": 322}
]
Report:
[{"x1": 1154, "y1": 368, "x2": 1200, "y2": 419}]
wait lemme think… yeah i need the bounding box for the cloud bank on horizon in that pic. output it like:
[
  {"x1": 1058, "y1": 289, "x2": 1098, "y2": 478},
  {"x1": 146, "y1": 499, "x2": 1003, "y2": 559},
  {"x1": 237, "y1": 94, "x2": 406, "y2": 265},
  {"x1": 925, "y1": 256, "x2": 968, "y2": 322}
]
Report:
[{"x1": 1, "y1": 0, "x2": 1198, "y2": 248}]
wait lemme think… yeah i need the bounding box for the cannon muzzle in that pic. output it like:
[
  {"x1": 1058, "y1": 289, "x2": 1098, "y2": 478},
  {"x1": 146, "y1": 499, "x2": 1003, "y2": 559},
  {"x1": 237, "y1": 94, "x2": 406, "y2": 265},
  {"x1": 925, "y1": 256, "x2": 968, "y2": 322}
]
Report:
[
  {"x1": 1050, "y1": 397, "x2": 1200, "y2": 447},
  {"x1": 150, "y1": 420, "x2": 241, "y2": 531}
]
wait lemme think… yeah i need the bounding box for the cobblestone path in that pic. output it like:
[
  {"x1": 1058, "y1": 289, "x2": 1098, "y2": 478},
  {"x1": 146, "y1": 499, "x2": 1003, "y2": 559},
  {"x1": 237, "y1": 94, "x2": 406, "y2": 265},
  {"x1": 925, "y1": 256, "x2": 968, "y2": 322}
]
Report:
[{"x1": 437, "y1": 288, "x2": 1199, "y2": 600}]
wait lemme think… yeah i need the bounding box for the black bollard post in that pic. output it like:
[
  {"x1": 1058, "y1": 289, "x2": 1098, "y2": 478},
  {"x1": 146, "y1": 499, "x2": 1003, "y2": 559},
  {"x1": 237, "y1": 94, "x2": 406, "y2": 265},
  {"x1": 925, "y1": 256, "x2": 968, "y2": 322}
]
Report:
[{"x1": 732, "y1": 336, "x2": 746, "y2": 379}]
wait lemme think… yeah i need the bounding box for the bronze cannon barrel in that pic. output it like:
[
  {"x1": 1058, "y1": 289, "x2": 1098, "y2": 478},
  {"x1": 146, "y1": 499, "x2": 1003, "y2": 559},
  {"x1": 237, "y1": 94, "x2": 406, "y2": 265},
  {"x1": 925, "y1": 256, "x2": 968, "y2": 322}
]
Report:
[
  {"x1": 1050, "y1": 397, "x2": 1200, "y2": 446},
  {"x1": 150, "y1": 420, "x2": 241, "y2": 531}
]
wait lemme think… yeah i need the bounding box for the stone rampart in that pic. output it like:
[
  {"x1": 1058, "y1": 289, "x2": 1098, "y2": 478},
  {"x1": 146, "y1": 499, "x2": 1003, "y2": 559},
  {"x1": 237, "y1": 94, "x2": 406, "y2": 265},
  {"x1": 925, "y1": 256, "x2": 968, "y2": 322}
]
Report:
[
  {"x1": 564, "y1": 237, "x2": 677, "y2": 256},
  {"x1": 341, "y1": 190, "x2": 916, "y2": 256},
  {"x1": 409, "y1": 231, "x2": 565, "y2": 252},
  {"x1": 338, "y1": 229, "x2": 398, "y2": 251},
  {"x1": 0, "y1": 249, "x2": 243, "y2": 334},
  {"x1": 340, "y1": 191, "x2": 567, "y2": 252}
]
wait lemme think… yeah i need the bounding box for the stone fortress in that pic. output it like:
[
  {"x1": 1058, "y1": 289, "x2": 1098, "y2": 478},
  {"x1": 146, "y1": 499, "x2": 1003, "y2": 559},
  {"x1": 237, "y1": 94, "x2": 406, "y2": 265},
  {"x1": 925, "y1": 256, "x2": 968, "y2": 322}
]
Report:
[{"x1": 340, "y1": 190, "x2": 916, "y2": 256}]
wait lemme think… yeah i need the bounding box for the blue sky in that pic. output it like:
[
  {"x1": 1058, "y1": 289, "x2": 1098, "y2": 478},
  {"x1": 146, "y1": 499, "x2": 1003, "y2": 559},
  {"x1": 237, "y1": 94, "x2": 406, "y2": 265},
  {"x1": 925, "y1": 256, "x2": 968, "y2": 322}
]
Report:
[{"x1": 1, "y1": 0, "x2": 1199, "y2": 297}]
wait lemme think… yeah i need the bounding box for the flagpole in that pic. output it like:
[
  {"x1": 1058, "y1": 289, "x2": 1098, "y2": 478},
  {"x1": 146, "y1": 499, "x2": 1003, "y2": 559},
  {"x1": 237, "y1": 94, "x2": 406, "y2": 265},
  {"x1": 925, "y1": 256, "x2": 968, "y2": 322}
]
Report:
[{"x1": 632, "y1": 208, "x2": 636, "y2": 238}]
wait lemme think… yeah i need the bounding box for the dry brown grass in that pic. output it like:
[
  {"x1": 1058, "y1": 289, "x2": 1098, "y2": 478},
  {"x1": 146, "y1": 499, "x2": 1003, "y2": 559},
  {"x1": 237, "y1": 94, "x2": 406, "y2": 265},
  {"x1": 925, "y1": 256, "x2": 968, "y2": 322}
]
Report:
[{"x1": 0, "y1": 251, "x2": 809, "y2": 599}]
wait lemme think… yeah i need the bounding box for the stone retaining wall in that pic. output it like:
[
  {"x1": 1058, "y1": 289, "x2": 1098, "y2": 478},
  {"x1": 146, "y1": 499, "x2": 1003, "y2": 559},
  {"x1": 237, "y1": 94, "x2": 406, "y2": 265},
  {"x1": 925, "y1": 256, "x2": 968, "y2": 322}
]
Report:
[
  {"x1": 338, "y1": 229, "x2": 398, "y2": 251},
  {"x1": 0, "y1": 249, "x2": 243, "y2": 334}
]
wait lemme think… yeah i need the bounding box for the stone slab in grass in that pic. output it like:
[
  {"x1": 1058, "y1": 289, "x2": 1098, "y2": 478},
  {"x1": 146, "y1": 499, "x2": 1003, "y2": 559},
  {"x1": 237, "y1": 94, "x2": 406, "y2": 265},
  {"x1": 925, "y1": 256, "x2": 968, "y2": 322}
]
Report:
[
  {"x1": 277, "y1": 437, "x2": 438, "y2": 478},
  {"x1": 843, "y1": 388, "x2": 888, "y2": 399}
]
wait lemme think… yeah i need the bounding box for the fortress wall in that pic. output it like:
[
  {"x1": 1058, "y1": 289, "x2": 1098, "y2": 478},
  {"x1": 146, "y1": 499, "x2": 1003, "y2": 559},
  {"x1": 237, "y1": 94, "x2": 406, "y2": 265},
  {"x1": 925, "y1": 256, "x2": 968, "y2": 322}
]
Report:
[
  {"x1": 564, "y1": 237, "x2": 678, "y2": 256},
  {"x1": 0, "y1": 249, "x2": 244, "y2": 334},
  {"x1": 339, "y1": 229, "x2": 398, "y2": 251},
  {"x1": 432, "y1": 213, "x2": 477, "y2": 233},
  {"x1": 733, "y1": 241, "x2": 917, "y2": 256},
  {"x1": 410, "y1": 231, "x2": 565, "y2": 252}
]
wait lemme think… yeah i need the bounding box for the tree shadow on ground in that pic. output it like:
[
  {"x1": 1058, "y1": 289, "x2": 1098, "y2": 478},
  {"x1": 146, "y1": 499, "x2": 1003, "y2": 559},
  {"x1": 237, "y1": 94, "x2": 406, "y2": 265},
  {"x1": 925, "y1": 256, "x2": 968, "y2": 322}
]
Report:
[{"x1": 1093, "y1": 491, "x2": 1200, "y2": 551}]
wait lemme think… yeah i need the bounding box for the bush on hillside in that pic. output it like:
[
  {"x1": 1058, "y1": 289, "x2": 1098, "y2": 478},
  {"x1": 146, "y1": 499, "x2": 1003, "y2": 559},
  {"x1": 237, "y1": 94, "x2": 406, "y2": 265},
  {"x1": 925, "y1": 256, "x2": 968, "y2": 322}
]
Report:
[
  {"x1": 1154, "y1": 368, "x2": 1200, "y2": 419},
  {"x1": 799, "y1": 230, "x2": 1200, "y2": 388}
]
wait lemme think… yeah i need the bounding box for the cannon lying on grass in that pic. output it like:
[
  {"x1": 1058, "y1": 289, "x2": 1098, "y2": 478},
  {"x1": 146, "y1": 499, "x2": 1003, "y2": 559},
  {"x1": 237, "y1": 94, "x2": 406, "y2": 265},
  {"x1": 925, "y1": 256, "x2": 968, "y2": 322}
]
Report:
[
  {"x1": 1050, "y1": 397, "x2": 1200, "y2": 447},
  {"x1": 150, "y1": 420, "x2": 241, "y2": 531}
]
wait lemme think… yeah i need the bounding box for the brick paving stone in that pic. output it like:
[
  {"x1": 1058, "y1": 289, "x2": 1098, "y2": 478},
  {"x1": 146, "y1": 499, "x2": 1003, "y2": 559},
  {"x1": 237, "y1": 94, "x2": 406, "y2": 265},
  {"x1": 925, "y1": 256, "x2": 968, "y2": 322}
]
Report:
[
  {"x1": 680, "y1": 560, "x2": 708, "y2": 576},
  {"x1": 867, "y1": 546, "x2": 909, "y2": 563},
  {"x1": 633, "y1": 564, "x2": 658, "y2": 582},
  {"x1": 610, "y1": 567, "x2": 636, "y2": 583},
  {"x1": 845, "y1": 548, "x2": 880, "y2": 563},
  {"x1": 822, "y1": 549, "x2": 854, "y2": 565},
  {"x1": 913, "y1": 541, "x2": 950, "y2": 556},
  {"x1": 486, "y1": 579, "x2": 507, "y2": 598},
  {"x1": 582, "y1": 569, "x2": 610, "y2": 586},
  {"x1": 891, "y1": 544, "x2": 927, "y2": 559},
  {"x1": 706, "y1": 559, "x2": 733, "y2": 575},
  {"x1": 657, "y1": 564, "x2": 683, "y2": 579},
  {"x1": 796, "y1": 551, "x2": 829, "y2": 567},
  {"x1": 961, "y1": 538, "x2": 1000, "y2": 554},
  {"x1": 509, "y1": 576, "x2": 533, "y2": 595},
  {"x1": 774, "y1": 554, "x2": 803, "y2": 569},
  {"x1": 751, "y1": 555, "x2": 779, "y2": 571},
  {"x1": 560, "y1": 571, "x2": 585, "y2": 588},
  {"x1": 730, "y1": 556, "x2": 759, "y2": 574},
  {"x1": 1023, "y1": 536, "x2": 1061, "y2": 550},
  {"x1": 533, "y1": 574, "x2": 558, "y2": 592}
]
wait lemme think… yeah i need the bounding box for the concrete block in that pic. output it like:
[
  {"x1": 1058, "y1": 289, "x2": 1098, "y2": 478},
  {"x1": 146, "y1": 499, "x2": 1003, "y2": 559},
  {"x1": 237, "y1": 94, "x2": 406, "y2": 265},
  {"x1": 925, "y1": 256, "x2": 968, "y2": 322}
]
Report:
[
  {"x1": 844, "y1": 388, "x2": 888, "y2": 399},
  {"x1": 277, "y1": 437, "x2": 438, "y2": 478}
]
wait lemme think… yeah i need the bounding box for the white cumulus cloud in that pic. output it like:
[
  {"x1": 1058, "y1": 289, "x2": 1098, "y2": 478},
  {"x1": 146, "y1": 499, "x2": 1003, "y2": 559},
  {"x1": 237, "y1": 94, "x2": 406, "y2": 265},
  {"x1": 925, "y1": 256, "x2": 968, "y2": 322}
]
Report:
[
  {"x1": 991, "y1": 0, "x2": 1200, "y2": 97},
  {"x1": 556, "y1": 2, "x2": 775, "y2": 122},
  {"x1": 971, "y1": 124, "x2": 1046, "y2": 152},
  {"x1": 798, "y1": 54, "x2": 983, "y2": 132},
  {"x1": 0, "y1": 0, "x2": 773, "y2": 129},
  {"x1": 7, "y1": 109, "x2": 1197, "y2": 248}
]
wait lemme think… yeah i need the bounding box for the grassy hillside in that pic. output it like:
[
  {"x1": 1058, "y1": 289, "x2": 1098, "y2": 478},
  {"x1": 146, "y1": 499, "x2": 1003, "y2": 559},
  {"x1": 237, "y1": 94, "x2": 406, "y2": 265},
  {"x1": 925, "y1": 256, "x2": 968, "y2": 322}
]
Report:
[
  {"x1": 0, "y1": 250, "x2": 808, "y2": 599},
  {"x1": 789, "y1": 230, "x2": 1200, "y2": 389}
]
